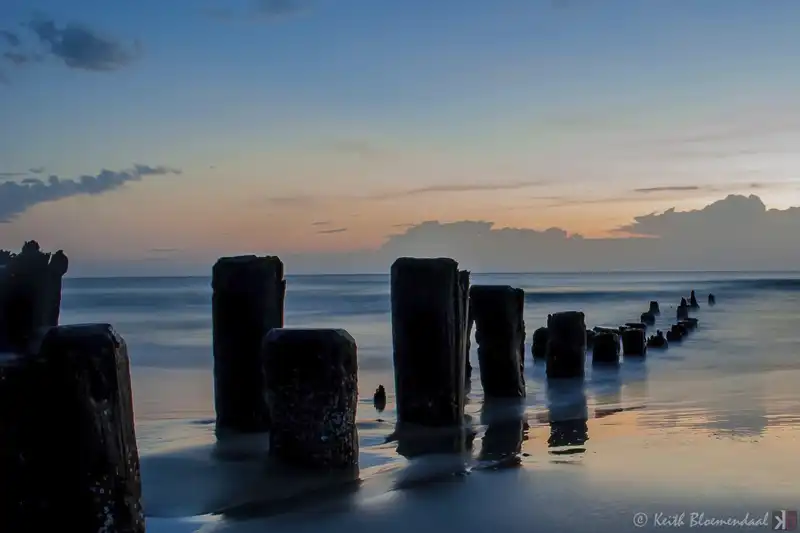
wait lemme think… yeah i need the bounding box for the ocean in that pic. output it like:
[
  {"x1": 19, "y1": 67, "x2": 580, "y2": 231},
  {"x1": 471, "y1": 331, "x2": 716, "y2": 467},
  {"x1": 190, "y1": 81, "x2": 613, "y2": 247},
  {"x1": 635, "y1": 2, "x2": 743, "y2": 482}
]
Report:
[{"x1": 59, "y1": 272, "x2": 800, "y2": 532}]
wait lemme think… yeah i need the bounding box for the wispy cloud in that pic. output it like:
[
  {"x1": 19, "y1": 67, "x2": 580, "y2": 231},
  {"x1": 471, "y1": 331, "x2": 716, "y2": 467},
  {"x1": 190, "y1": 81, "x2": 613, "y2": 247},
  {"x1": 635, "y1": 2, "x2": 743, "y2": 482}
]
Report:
[
  {"x1": 633, "y1": 186, "x2": 701, "y2": 194},
  {"x1": 205, "y1": 0, "x2": 309, "y2": 21},
  {"x1": 311, "y1": 220, "x2": 331, "y2": 226},
  {"x1": 371, "y1": 180, "x2": 551, "y2": 200},
  {"x1": 149, "y1": 247, "x2": 181, "y2": 254},
  {"x1": 29, "y1": 167, "x2": 45, "y2": 174},
  {"x1": 27, "y1": 17, "x2": 141, "y2": 72},
  {"x1": 0, "y1": 164, "x2": 181, "y2": 222},
  {"x1": 317, "y1": 227, "x2": 347, "y2": 234},
  {"x1": 0, "y1": 30, "x2": 20, "y2": 47},
  {"x1": 0, "y1": 171, "x2": 28, "y2": 178}
]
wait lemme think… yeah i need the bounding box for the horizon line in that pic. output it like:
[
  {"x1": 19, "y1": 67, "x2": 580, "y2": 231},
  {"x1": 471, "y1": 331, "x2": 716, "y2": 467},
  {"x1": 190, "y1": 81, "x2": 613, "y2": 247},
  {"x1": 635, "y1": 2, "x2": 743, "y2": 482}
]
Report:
[{"x1": 64, "y1": 268, "x2": 800, "y2": 280}]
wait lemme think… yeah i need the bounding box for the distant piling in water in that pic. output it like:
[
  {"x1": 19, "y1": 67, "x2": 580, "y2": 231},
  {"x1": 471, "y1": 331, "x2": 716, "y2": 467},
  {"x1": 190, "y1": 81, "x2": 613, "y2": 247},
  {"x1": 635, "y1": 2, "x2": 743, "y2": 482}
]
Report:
[
  {"x1": 212, "y1": 255, "x2": 286, "y2": 433},
  {"x1": 390, "y1": 257, "x2": 469, "y2": 426},
  {"x1": 531, "y1": 326, "x2": 549, "y2": 363},
  {"x1": 592, "y1": 331, "x2": 620, "y2": 365},
  {"x1": 545, "y1": 311, "x2": 587, "y2": 379},
  {"x1": 263, "y1": 328, "x2": 358, "y2": 469},
  {"x1": 469, "y1": 285, "x2": 526, "y2": 398},
  {"x1": 0, "y1": 241, "x2": 69, "y2": 354},
  {"x1": 621, "y1": 327, "x2": 646, "y2": 357},
  {"x1": 0, "y1": 324, "x2": 144, "y2": 532}
]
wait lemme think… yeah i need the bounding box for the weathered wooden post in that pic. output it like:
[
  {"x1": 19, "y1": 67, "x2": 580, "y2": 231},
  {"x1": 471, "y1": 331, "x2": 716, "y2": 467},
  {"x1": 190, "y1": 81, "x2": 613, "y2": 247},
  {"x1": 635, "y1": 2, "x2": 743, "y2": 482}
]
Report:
[
  {"x1": 621, "y1": 327, "x2": 646, "y2": 357},
  {"x1": 212, "y1": 255, "x2": 285, "y2": 433},
  {"x1": 545, "y1": 311, "x2": 587, "y2": 379},
  {"x1": 708, "y1": 293, "x2": 716, "y2": 306},
  {"x1": 0, "y1": 241, "x2": 69, "y2": 354},
  {"x1": 463, "y1": 273, "x2": 473, "y2": 385},
  {"x1": 531, "y1": 326, "x2": 549, "y2": 362},
  {"x1": 469, "y1": 285, "x2": 526, "y2": 398},
  {"x1": 649, "y1": 301, "x2": 660, "y2": 315},
  {"x1": 391, "y1": 257, "x2": 469, "y2": 427},
  {"x1": 0, "y1": 324, "x2": 144, "y2": 532},
  {"x1": 262, "y1": 328, "x2": 358, "y2": 469},
  {"x1": 592, "y1": 331, "x2": 620, "y2": 365}
]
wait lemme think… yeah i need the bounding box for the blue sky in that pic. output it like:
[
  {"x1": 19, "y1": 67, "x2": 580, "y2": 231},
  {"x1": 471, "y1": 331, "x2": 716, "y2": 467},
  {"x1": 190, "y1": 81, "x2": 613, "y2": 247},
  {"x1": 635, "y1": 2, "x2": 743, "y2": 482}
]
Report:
[{"x1": 2, "y1": 0, "x2": 800, "y2": 273}]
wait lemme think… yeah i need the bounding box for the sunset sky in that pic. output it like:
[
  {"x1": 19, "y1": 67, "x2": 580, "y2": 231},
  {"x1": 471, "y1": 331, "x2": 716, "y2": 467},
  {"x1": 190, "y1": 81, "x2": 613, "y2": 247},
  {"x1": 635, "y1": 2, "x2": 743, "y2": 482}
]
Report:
[{"x1": 3, "y1": 0, "x2": 800, "y2": 272}]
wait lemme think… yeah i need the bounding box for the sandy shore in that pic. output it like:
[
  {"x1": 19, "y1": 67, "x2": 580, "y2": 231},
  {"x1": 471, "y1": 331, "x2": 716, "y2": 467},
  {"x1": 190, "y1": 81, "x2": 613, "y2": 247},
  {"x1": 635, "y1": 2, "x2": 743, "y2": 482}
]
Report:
[{"x1": 143, "y1": 367, "x2": 800, "y2": 533}]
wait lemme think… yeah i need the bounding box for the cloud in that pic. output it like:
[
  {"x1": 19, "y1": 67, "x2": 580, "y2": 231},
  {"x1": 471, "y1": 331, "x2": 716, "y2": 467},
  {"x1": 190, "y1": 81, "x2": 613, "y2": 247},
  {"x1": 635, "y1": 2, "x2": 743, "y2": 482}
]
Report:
[
  {"x1": 371, "y1": 180, "x2": 551, "y2": 200},
  {"x1": 317, "y1": 227, "x2": 347, "y2": 234},
  {"x1": 27, "y1": 18, "x2": 141, "y2": 72},
  {"x1": 311, "y1": 220, "x2": 331, "y2": 226},
  {"x1": 205, "y1": 0, "x2": 309, "y2": 21},
  {"x1": 29, "y1": 167, "x2": 45, "y2": 174},
  {"x1": 0, "y1": 164, "x2": 181, "y2": 222},
  {"x1": 253, "y1": 0, "x2": 309, "y2": 18},
  {"x1": 0, "y1": 30, "x2": 20, "y2": 47},
  {"x1": 0, "y1": 172, "x2": 28, "y2": 178},
  {"x1": 149, "y1": 248, "x2": 181, "y2": 254},
  {"x1": 3, "y1": 52, "x2": 39, "y2": 66},
  {"x1": 633, "y1": 186, "x2": 701, "y2": 194}
]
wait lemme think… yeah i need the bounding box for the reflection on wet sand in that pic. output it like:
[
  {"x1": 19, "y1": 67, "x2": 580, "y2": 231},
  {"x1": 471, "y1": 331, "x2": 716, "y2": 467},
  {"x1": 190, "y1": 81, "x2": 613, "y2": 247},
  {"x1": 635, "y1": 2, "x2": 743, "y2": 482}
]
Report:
[
  {"x1": 478, "y1": 399, "x2": 528, "y2": 467},
  {"x1": 545, "y1": 379, "x2": 589, "y2": 455}
]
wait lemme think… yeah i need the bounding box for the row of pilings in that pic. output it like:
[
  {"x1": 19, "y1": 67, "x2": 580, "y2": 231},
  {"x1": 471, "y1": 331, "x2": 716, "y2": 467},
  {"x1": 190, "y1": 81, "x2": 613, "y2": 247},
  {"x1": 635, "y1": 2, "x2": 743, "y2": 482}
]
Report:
[{"x1": 0, "y1": 247, "x2": 709, "y2": 531}]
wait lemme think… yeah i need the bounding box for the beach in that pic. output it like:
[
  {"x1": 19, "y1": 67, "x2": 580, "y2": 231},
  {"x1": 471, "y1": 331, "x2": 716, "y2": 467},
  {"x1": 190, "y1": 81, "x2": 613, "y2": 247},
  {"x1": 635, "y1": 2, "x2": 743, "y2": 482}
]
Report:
[{"x1": 59, "y1": 272, "x2": 800, "y2": 532}]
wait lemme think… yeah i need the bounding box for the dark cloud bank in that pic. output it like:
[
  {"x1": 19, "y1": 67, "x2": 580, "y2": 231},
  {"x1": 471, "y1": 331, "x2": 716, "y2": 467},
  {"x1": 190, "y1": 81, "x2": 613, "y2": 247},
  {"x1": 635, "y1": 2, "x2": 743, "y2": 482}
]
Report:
[
  {"x1": 279, "y1": 195, "x2": 800, "y2": 274},
  {"x1": 0, "y1": 165, "x2": 181, "y2": 222},
  {"x1": 0, "y1": 16, "x2": 139, "y2": 81}
]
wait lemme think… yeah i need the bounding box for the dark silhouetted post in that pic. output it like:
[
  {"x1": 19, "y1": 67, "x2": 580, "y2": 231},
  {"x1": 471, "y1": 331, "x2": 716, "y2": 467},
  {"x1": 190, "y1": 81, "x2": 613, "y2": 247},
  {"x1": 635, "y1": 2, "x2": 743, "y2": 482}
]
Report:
[
  {"x1": 689, "y1": 290, "x2": 699, "y2": 309},
  {"x1": 677, "y1": 303, "x2": 689, "y2": 320},
  {"x1": 469, "y1": 285, "x2": 526, "y2": 398},
  {"x1": 391, "y1": 257, "x2": 469, "y2": 427},
  {"x1": 592, "y1": 331, "x2": 620, "y2": 365},
  {"x1": 0, "y1": 324, "x2": 144, "y2": 532},
  {"x1": 212, "y1": 255, "x2": 285, "y2": 433},
  {"x1": 0, "y1": 241, "x2": 69, "y2": 354},
  {"x1": 640, "y1": 311, "x2": 656, "y2": 325},
  {"x1": 621, "y1": 327, "x2": 646, "y2": 356},
  {"x1": 461, "y1": 271, "x2": 471, "y2": 384},
  {"x1": 263, "y1": 328, "x2": 358, "y2": 469},
  {"x1": 545, "y1": 311, "x2": 587, "y2": 379},
  {"x1": 649, "y1": 301, "x2": 660, "y2": 315},
  {"x1": 708, "y1": 293, "x2": 716, "y2": 306},
  {"x1": 531, "y1": 326, "x2": 549, "y2": 362}
]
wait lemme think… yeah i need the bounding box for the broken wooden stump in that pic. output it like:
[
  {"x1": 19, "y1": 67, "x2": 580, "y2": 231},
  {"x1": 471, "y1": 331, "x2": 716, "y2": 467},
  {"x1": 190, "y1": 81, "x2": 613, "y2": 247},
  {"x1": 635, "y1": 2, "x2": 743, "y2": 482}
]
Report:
[
  {"x1": 212, "y1": 255, "x2": 285, "y2": 433},
  {"x1": 263, "y1": 328, "x2": 358, "y2": 469},
  {"x1": 649, "y1": 301, "x2": 660, "y2": 315},
  {"x1": 391, "y1": 257, "x2": 469, "y2": 427},
  {"x1": 621, "y1": 327, "x2": 647, "y2": 357},
  {"x1": 545, "y1": 311, "x2": 587, "y2": 379},
  {"x1": 469, "y1": 285, "x2": 526, "y2": 398},
  {"x1": 592, "y1": 331, "x2": 620, "y2": 365},
  {"x1": 531, "y1": 326, "x2": 549, "y2": 363},
  {"x1": 0, "y1": 324, "x2": 144, "y2": 532},
  {"x1": 0, "y1": 241, "x2": 69, "y2": 354}
]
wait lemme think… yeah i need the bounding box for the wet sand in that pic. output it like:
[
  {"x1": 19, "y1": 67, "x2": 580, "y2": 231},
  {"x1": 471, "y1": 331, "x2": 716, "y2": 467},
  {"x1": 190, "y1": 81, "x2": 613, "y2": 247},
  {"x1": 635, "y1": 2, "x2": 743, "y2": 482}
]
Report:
[{"x1": 143, "y1": 365, "x2": 800, "y2": 533}]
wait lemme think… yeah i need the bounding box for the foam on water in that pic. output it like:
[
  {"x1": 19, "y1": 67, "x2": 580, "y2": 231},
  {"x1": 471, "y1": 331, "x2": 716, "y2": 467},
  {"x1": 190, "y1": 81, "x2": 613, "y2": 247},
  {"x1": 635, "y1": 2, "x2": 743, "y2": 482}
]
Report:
[{"x1": 59, "y1": 272, "x2": 800, "y2": 532}]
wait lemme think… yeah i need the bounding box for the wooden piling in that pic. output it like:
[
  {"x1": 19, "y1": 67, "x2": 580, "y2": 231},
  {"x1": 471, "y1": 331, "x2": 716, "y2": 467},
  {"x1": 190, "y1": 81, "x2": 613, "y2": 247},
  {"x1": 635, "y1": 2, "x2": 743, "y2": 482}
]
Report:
[
  {"x1": 621, "y1": 327, "x2": 647, "y2": 356},
  {"x1": 531, "y1": 326, "x2": 549, "y2": 362},
  {"x1": 592, "y1": 331, "x2": 620, "y2": 365},
  {"x1": 262, "y1": 328, "x2": 358, "y2": 469},
  {"x1": 545, "y1": 311, "x2": 587, "y2": 379},
  {"x1": 0, "y1": 241, "x2": 69, "y2": 354},
  {"x1": 469, "y1": 285, "x2": 526, "y2": 398},
  {"x1": 212, "y1": 255, "x2": 285, "y2": 433},
  {"x1": 649, "y1": 301, "x2": 660, "y2": 315},
  {"x1": 0, "y1": 324, "x2": 144, "y2": 532},
  {"x1": 390, "y1": 258, "x2": 469, "y2": 427}
]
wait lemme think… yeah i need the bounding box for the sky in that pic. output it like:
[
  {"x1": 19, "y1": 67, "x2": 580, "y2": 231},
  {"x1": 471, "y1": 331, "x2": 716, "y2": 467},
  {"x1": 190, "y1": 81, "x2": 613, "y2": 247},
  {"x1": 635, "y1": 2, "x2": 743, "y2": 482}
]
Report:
[{"x1": 3, "y1": 0, "x2": 800, "y2": 275}]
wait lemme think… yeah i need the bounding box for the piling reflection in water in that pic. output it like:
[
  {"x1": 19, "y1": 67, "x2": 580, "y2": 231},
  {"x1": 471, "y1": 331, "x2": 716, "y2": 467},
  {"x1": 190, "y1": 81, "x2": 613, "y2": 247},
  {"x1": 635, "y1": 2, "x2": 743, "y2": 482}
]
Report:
[
  {"x1": 391, "y1": 422, "x2": 475, "y2": 460},
  {"x1": 478, "y1": 399, "x2": 527, "y2": 466},
  {"x1": 545, "y1": 379, "x2": 589, "y2": 455},
  {"x1": 591, "y1": 366, "x2": 624, "y2": 419}
]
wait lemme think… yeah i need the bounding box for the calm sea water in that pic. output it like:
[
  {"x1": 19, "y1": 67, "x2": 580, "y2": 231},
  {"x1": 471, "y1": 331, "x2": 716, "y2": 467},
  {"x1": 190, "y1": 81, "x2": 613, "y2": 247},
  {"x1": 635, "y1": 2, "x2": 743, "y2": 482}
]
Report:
[{"x1": 59, "y1": 272, "x2": 800, "y2": 531}]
